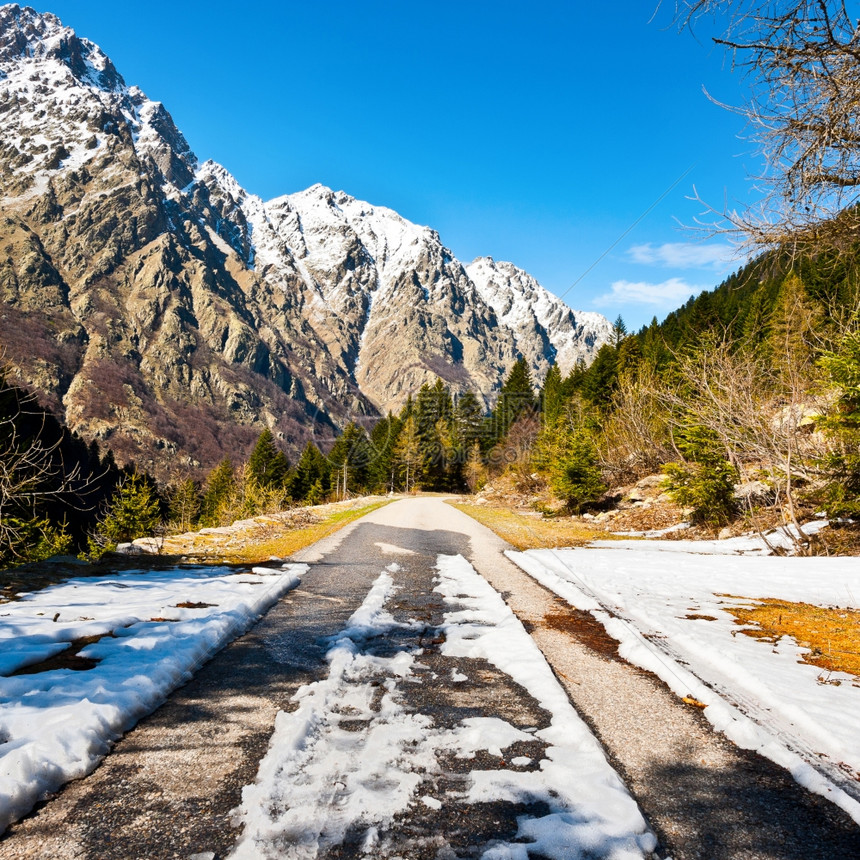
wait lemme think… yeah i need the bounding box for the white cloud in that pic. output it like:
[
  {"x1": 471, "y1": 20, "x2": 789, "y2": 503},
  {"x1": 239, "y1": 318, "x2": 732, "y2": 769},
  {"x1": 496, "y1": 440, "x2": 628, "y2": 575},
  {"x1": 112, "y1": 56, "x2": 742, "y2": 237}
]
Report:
[
  {"x1": 627, "y1": 241, "x2": 736, "y2": 270},
  {"x1": 595, "y1": 277, "x2": 705, "y2": 307}
]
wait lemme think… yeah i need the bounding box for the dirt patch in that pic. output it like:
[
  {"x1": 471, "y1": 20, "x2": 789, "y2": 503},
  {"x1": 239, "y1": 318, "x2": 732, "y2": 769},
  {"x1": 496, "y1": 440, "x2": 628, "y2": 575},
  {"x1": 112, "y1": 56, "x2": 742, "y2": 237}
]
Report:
[
  {"x1": 540, "y1": 608, "x2": 620, "y2": 659},
  {"x1": 809, "y1": 521, "x2": 860, "y2": 556},
  {"x1": 11, "y1": 632, "x2": 110, "y2": 675},
  {"x1": 609, "y1": 502, "x2": 687, "y2": 534},
  {"x1": 725, "y1": 597, "x2": 860, "y2": 680}
]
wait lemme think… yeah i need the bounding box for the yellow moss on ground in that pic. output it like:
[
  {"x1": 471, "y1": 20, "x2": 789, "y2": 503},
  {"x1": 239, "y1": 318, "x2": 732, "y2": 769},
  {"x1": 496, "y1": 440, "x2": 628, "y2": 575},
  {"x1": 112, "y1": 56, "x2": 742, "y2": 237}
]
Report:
[
  {"x1": 450, "y1": 502, "x2": 622, "y2": 550},
  {"x1": 727, "y1": 598, "x2": 860, "y2": 680}
]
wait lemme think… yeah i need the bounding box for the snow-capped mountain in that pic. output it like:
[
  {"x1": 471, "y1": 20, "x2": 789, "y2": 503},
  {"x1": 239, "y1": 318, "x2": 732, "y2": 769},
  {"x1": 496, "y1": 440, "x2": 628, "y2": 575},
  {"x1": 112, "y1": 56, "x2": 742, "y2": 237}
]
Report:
[
  {"x1": 0, "y1": 5, "x2": 609, "y2": 471},
  {"x1": 195, "y1": 173, "x2": 610, "y2": 409},
  {"x1": 466, "y1": 257, "x2": 613, "y2": 378},
  {"x1": 0, "y1": 4, "x2": 363, "y2": 473},
  {"x1": 197, "y1": 174, "x2": 524, "y2": 409}
]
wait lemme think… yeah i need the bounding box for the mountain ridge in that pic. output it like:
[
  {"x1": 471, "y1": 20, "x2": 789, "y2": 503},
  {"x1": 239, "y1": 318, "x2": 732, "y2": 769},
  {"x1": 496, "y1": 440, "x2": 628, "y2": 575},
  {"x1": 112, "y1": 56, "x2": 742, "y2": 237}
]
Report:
[{"x1": 0, "y1": 4, "x2": 610, "y2": 475}]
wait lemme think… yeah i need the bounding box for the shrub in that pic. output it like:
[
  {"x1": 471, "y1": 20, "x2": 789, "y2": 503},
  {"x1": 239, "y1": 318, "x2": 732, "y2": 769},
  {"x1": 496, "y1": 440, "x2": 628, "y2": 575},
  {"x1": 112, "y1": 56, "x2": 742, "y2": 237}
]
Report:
[
  {"x1": 0, "y1": 516, "x2": 72, "y2": 566},
  {"x1": 87, "y1": 472, "x2": 161, "y2": 556}
]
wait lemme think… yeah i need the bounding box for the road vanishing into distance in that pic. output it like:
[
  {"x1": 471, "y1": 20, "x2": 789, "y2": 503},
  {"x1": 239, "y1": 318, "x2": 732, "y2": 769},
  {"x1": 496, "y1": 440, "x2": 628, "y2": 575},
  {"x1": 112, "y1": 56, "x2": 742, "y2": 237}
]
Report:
[{"x1": 1, "y1": 498, "x2": 858, "y2": 859}]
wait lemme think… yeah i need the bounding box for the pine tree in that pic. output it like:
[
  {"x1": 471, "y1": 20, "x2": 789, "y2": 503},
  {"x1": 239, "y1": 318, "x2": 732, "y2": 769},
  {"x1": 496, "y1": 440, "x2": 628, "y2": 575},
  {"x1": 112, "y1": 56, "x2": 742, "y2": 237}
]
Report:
[
  {"x1": 393, "y1": 414, "x2": 422, "y2": 492},
  {"x1": 328, "y1": 423, "x2": 372, "y2": 498},
  {"x1": 662, "y1": 424, "x2": 738, "y2": 527},
  {"x1": 306, "y1": 479, "x2": 325, "y2": 506},
  {"x1": 415, "y1": 380, "x2": 455, "y2": 489},
  {"x1": 293, "y1": 441, "x2": 330, "y2": 502},
  {"x1": 247, "y1": 429, "x2": 290, "y2": 489},
  {"x1": 617, "y1": 336, "x2": 642, "y2": 376},
  {"x1": 200, "y1": 458, "x2": 235, "y2": 525},
  {"x1": 818, "y1": 328, "x2": 860, "y2": 516},
  {"x1": 540, "y1": 365, "x2": 564, "y2": 428},
  {"x1": 640, "y1": 316, "x2": 667, "y2": 370},
  {"x1": 549, "y1": 425, "x2": 606, "y2": 513},
  {"x1": 89, "y1": 472, "x2": 162, "y2": 554},
  {"x1": 494, "y1": 357, "x2": 536, "y2": 440},
  {"x1": 453, "y1": 390, "x2": 484, "y2": 447},
  {"x1": 580, "y1": 343, "x2": 618, "y2": 410},
  {"x1": 768, "y1": 272, "x2": 821, "y2": 382},
  {"x1": 451, "y1": 390, "x2": 485, "y2": 487},
  {"x1": 562, "y1": 358, "x2": 588, "y2": 398},
  {"x1": 368, "y1": 413, "x2": 403, "y2": 493},
  {"x1": 463, "y1": 442, "x2": 485, "y2": 493}
]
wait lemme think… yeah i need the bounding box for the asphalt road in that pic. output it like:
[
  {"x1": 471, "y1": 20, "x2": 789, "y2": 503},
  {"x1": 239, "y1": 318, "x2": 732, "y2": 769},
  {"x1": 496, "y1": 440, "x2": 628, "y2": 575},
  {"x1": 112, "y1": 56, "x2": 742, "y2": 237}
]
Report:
[{"x1": 1, "y1": 498, "x2": 858, "y2": 859}]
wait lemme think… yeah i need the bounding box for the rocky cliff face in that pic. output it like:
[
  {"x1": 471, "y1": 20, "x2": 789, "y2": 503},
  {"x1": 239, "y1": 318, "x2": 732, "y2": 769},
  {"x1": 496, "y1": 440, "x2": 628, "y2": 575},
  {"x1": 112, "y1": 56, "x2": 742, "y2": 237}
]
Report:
[
  {"x1": 0, "y1": 5, "x2": 609, "y2": 474},
  {"x1": 0, "y1": 4, "x2": 369, "y2": 475}
]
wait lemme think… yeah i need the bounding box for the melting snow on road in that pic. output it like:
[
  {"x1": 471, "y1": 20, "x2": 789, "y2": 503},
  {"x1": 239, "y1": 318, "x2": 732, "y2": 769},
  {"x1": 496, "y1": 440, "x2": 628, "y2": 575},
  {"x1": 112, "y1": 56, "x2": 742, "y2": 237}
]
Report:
[
  {"x1": 0, "y1": 563, "x2": 305, "y2": 832},
  {"x1": 231, "y1": 557, "x2": 655, "y2": 859},
  {"x1": 508, "y1": 547, "x2": 860, "y2": 823}
]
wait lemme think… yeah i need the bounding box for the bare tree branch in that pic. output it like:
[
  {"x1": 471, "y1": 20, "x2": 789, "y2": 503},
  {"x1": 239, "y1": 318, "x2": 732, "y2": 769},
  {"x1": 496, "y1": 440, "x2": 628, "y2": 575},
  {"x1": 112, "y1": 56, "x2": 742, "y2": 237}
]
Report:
[{"x1": 677, "y1": 1, "x2": 860, "y2": 255}]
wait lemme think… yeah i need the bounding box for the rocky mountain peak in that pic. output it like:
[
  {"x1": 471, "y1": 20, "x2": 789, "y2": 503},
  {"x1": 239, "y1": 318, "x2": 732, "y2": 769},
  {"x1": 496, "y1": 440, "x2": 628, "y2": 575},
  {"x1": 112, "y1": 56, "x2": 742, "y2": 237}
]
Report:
[
  {"x1": 0, "y1": 9, "x2": 197, "y2": 204},
  {"x1": 466, "y1": 256, "x2": 613, "y2": 377},
  {"x1": 0, "y1": 4, "x2": 123, "y2": 90}
]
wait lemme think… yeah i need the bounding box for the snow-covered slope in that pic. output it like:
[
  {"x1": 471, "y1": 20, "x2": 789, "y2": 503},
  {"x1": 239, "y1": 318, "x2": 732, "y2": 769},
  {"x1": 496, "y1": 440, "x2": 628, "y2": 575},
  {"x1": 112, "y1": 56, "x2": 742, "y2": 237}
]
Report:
[{"x1": 467, "y1": 257, "x2": 613, "y2": 377}]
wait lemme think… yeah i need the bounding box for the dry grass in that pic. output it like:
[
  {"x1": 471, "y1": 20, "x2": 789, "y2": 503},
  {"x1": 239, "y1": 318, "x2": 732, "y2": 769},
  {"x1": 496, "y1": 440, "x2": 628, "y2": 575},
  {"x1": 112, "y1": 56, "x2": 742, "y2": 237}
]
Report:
[
  {"x1": 450, "y1": 502, "x2": 621, "y2": 550},
  {"x1": 727, "y1": 598, "x2": 860, "y2": 680},
  {"x1": 0, "y1": 500, "x2": 392, "y2": 602},
  {"x1": 808, "y1": 522, "x2": 860, "y2": 556},
  {"x1": 220, "y1": 501, "x2": 392, "y2": 563}
]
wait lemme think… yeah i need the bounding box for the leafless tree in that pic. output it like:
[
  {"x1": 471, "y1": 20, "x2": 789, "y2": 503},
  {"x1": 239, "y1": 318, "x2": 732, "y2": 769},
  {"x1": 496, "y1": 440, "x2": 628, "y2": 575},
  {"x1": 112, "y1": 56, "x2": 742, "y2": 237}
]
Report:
[
  {"x1": 598, "y1": 365, "x2": 674, "y2": 482},
  {"x1": 677, "y1": 1, "x2": 860, "y2": 255},
  {"x1": 489, "y1": 414, "x2": 541, "y2": 486},
  {"x1": 661, "y1": 331, "x2": 829, "y2": 549},
  {"x1": 0, "y1": 407, "x2": 79, "y2": 558}
]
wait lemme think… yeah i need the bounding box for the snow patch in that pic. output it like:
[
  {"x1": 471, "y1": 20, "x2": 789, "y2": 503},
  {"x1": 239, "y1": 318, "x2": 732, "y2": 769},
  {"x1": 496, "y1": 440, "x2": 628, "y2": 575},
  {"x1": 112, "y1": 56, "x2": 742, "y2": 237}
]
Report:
[
  {"x1": 434, "y1": 555, "x2": 655, "y2": 858},
  {"x1": 0, "y1": 564, "x2": 305, "y2": 833},
  {"x1": 508, "y1": 547, "x2": 860, "y2": 823}
]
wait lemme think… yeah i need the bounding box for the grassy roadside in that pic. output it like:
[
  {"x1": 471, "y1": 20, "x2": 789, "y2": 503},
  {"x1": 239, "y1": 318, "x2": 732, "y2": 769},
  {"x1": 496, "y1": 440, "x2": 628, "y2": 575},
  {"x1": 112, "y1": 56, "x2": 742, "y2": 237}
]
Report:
[
  {"x1": 220, "y1": 500, "x2": 392, "y2": 563},
  {"x1": 449, "y1": 501, "x2": 622, "y2": 550},
  {"x1": 0, "y1": 498, "x2": 393, "y2": 602}
]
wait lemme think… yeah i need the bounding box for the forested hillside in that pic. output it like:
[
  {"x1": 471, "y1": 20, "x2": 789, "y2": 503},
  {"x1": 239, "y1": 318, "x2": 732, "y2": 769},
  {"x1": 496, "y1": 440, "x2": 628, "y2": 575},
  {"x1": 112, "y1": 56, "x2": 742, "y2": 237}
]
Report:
[
  {"x1": 524, "y1": 248, "x2": 860, "y2": 548},
  {"x1": 6, "y1": 235, "x2": 860, "y2": 564}
]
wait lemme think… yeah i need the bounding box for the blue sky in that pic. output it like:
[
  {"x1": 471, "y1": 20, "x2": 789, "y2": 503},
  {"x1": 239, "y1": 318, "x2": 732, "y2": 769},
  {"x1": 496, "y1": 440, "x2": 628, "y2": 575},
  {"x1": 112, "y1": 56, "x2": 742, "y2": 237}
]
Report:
[{"x1": 37, "y1": 1, "x2": 757, "y2": 330}]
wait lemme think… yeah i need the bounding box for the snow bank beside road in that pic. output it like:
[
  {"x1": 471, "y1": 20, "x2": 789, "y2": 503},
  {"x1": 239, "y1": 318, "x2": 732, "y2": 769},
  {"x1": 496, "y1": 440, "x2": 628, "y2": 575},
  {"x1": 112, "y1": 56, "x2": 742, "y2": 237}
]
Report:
[
  {"x1": 0, "y1": 563, "x2": 305, "y2": 833},
  {"x1": 508, "y1": 547, "x2": 860, "y2": 823}
]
